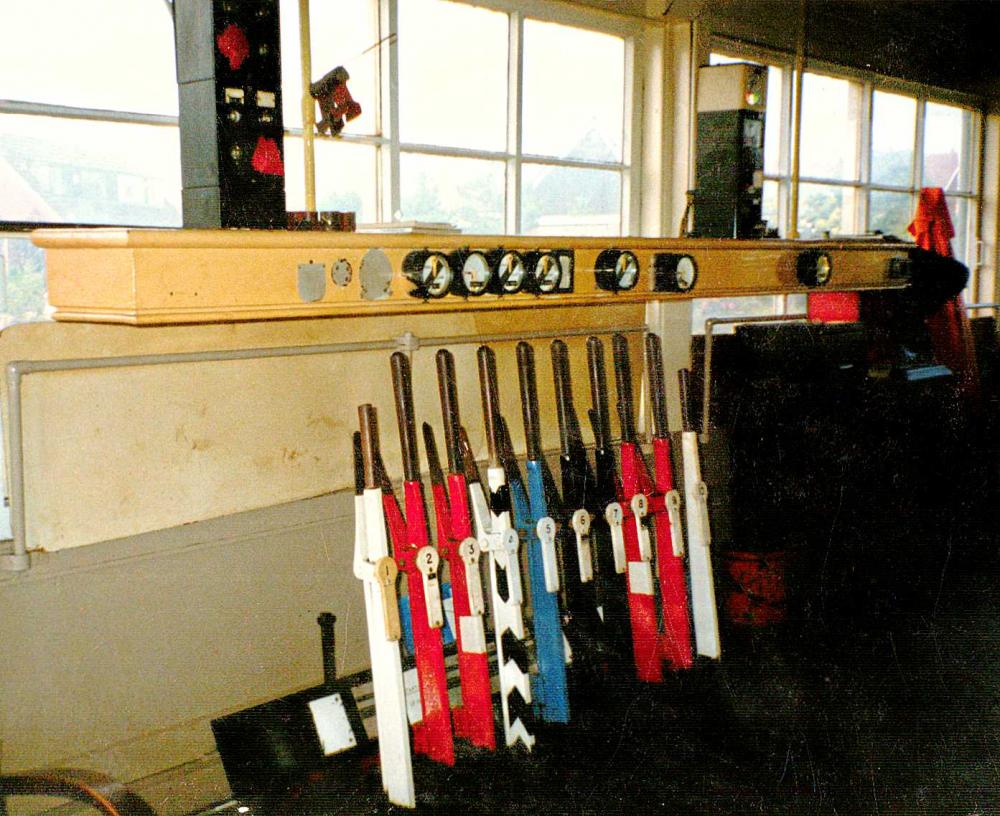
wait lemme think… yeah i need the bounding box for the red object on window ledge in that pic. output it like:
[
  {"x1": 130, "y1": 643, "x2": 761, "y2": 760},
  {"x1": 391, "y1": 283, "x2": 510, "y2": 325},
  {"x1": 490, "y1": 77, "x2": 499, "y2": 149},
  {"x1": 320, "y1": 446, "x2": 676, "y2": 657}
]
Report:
[
  {"x1": 908, "y1": 187, "x2": 979, "y2": 402},
  {"x1": 251, "y1": 136, "x2": 284, "y2": 176},
  {"x1": 807, "y1": 291, "x2": 860, "y2": 323},
  {"x1": 216, "y1": 24, "x2": 250, "y2": 71}
]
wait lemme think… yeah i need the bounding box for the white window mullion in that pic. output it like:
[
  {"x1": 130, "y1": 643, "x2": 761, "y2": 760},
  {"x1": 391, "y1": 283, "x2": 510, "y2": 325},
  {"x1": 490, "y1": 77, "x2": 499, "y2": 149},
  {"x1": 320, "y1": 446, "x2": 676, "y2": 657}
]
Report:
[
  {"x1": 858, "y1": 82, "x2": 873, "y2": 232},
  {"x1": 913, "y1": 97, "x2": 926, "y2": 193},
  {"x1": 380, "y1": 0, "x2": 401, "y2": 222},
  {"x1": 622, "y1": 34, "x2": 640, "y2": 236},
  {"x1": 778, "y1": 59, "x2": 795, "y2": 235},
  {"x1": 505, "y1": 10, "x2": 523, "y2": 235}
]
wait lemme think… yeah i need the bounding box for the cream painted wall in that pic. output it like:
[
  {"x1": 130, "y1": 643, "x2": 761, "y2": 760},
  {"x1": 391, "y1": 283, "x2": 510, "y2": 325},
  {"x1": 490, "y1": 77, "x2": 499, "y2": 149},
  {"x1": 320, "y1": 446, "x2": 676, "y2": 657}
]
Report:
[
  {"x1": 0, "y1": 492, "x2": 359, "y2": 815},
  {"x1": 0, "y1": 305, "x2": 647, "y2": 553}
]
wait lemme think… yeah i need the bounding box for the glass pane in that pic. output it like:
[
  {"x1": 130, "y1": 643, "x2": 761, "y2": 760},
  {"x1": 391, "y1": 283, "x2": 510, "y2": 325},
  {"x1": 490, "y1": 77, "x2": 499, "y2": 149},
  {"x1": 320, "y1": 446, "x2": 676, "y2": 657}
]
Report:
[
  {"x1": 871, "y1": 91, "x2": 916, "y2": 186},
  {"x1": 709, "y1": 53, "x2": 759, "y2": 66},
  {"x1": 691, "y1": 296, "x2": 781, "y2": 335},
  {"x1": 523, "y1": 20, "x2": 625, "y2": 162},
  {"x1": 283, "y1": 138, "x2": 378, "y2": 222},
  {"x1": 280, "y1": 0, "x2": 380, "y2": 135},
  {"x1": 797, "y1": 183, "x2": 858, "y2": 238},
  {"x1": 521, "y1": 164, "x2": 621, "y2": 236},
  {"x1": 763, "y1": 66, "x2": 784, "y2": 175},
  {"x1": 946, "y1": 196, "x2": 970, "y2": 266},
  {"x1": 0, "y1": 0, "x2": 178, "y2": 115},
  {"x1": 762, "y1": 179, "x2": 780, "y2": 235},
  {"x1": 869, "y1": 190, "x2": 914, "y2": 240},
  {"x1": 924, "y1": 102, "x2": 974, "y2": 193},
  {"x1": 399, "y1": 153, "x2": 504, "y2": 233},
  {"x1": 786, "y1": 293, "x2": 808, "y2": 313},
  {"x1": 800, "y1": 73, "x2": 861, "y2": 181},
  {"x1": 0, "y1": 114, "x2": 181, "y2": 226},
  {"x1": 398, "y1": 0, "x2": 508, "y2": 151},
  {"x1": 0, "y1": 236, "x2": 48, "y2": 328}
]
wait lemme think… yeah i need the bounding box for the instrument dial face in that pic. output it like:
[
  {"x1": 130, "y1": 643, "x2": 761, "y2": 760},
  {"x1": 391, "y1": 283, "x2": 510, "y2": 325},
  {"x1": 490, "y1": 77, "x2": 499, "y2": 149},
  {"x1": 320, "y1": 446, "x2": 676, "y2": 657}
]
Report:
[
  {"x1": 461, "y1": 252, "x2": 492, "y2": 295},
  {"x1": 814, "y1": 253, "x2": 832, "y2": 285},
  {"x1": 421, "y1": 253, "x2": 453, "y2": 297},
  {"x1": 497, "y1": 251, "x2": 527, "y2": 293},
  {"x1": 797, "y1": 250, "x2": 833, "y2": 287},
  {"x1": 534, "y1": 253, "x2": 562, "y2": 293},
  {"x1": 615, "y1": 251, "x2": 640, "y2": 290},
  {"x1": 676, "y1": 256, "x2": 697, "y2": 291}
]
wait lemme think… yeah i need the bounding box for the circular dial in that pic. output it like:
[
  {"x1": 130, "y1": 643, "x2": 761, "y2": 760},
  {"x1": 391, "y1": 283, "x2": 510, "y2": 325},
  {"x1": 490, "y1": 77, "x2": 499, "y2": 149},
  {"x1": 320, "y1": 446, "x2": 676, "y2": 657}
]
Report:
[
  {"x1": 652, "y1": 253, "x2": 698, "y2": 293},
  {"x1": 496, "y1": 251, "x2": 527, "y2": 294},
  {"x1": 797, "y1": 250, "x2": 833, "y2": 287},
  {"x1": 422, "y1": 254, "x2": 453, "y2": 297},
  {"x1": 461, "y1": 251, "x2": 492, "y2": 295},
  {"x1": 532, "y1": 253, "x2": 562, "y2": 294},
  {"x1": 615, "y1": 251, "x2": 640, "y2": 290},
  {"x1": 403, "y1": 251, "x2": 453, "y2": 298},
  {"x1": 675, "y1": 256, "x2": 697, "y2": 292},
  {"x1": 813, "y1": 254, "x2": 832, "y2": 285},
  {"x1": 595, "y1": 249, "x2": 640, "y2": 292}
]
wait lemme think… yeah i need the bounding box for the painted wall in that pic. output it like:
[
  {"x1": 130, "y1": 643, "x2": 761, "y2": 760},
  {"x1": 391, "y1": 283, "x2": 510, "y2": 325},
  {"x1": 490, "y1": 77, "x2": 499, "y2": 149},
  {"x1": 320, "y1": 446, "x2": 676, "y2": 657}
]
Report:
[
  {"x1": 0, "y1": 305, "x2": 645, "y2": 553},
  {"x1": 0, "y1": 492, "x2": 357, "y2": 815}
]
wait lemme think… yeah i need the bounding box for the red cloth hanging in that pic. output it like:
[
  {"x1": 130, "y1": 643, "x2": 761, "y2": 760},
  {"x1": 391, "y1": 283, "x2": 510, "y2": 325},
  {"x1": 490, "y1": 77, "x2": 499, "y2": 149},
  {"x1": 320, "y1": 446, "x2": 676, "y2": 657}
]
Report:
[{"x1": 908, "y1": 187, "x2": 979, "y2": 401}]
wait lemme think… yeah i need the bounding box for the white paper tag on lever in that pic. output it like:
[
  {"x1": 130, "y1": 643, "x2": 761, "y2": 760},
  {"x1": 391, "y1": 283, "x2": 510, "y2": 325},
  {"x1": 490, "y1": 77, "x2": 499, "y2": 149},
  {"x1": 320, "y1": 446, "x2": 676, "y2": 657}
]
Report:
[
  {"x1": 403, "y1": 668, "x2": 424, "y2": 724},
  {"x1": 628, "y1": 560, "x2": 654, "y2": 595},
  {"x1": 459, "y1": 614, "x2": 487, "y2": 654}
]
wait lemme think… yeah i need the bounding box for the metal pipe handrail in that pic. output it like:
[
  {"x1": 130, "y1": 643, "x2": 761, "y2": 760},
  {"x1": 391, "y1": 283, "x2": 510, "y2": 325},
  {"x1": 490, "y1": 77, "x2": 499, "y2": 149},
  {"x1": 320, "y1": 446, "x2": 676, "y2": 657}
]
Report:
[{"x1": 1, "y1": 322, "x2": 647, "y2": 572}]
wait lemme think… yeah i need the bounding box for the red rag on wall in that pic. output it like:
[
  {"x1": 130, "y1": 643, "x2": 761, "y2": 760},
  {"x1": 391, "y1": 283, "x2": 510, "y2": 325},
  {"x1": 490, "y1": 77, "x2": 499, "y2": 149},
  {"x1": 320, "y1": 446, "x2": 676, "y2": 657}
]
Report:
[
  {"x1": 251, "y1": 136, "x2": 285, "y2": 176},
  {"x1": 907, "y1": 187, "x2": 979, "y2": 401}
]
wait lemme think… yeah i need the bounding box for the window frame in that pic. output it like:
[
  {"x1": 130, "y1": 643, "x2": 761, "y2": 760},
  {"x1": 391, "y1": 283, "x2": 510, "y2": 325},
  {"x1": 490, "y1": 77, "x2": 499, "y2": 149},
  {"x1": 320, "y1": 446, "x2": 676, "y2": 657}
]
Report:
[
  {"x1": 293, "y1": 0, "x2": 642, "y2": 235},
  {"x1": 711, "y1": 38, "x2": 983, "y2": 262},
  {"x1": 694, "y1": 39, "x2": 986, "y2": 333}
]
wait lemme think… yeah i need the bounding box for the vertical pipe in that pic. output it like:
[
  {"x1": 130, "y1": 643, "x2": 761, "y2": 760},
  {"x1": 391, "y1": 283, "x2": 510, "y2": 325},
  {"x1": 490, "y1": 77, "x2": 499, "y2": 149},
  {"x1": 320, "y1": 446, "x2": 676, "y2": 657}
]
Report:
[
  {"x1": 299, "y1": 0, "x2": 317, "y2": 212},
  {"x1": 2, "y1": 364, "x2": 28, "y2": 570},
  {"x1": 975, "y1": 110, "x2": 987, "y2": 301},
  {"x1": 505, "y1": 12, "x2": 523, "y2": 233},
  {"x1": 787, "y1": 2, "x2": 806, "y2": 239}
]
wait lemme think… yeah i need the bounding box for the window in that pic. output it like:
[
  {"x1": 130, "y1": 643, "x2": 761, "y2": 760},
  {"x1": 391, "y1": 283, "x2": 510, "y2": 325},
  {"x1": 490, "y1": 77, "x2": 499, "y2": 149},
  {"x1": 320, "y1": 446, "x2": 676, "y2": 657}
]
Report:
[
  {"x1": 520, "y1": 20, "x2": 627, "y2": 235},
  {"x1": 5, "y1": 0, "x2": 637, "y2": 328},
  {"x1": 695, "y1": 44, "x2": 983, "y2": 333},
  {"x1": 0, "y1": 0, "x2": 181, "y2": 329},
  {"x1": 284, "y1": 0, "x2": 635, "y2": 233}
]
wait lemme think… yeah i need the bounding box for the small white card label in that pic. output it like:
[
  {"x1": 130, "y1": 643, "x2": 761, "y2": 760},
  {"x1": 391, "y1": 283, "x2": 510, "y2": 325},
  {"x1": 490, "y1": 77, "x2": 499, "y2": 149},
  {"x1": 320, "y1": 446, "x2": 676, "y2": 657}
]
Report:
[
  {"x1": 460, "y1": 614, "x2": 487, "y2": 654},
  {"x1": 628, "y1": 561, "x2": 654, "y2": 596},
  {"x1": 403, "y1": 668, "x2": 424, "y2": 724},
  {"x1": 308, "y1": 693, "x2": 357, "y2": 756}
]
